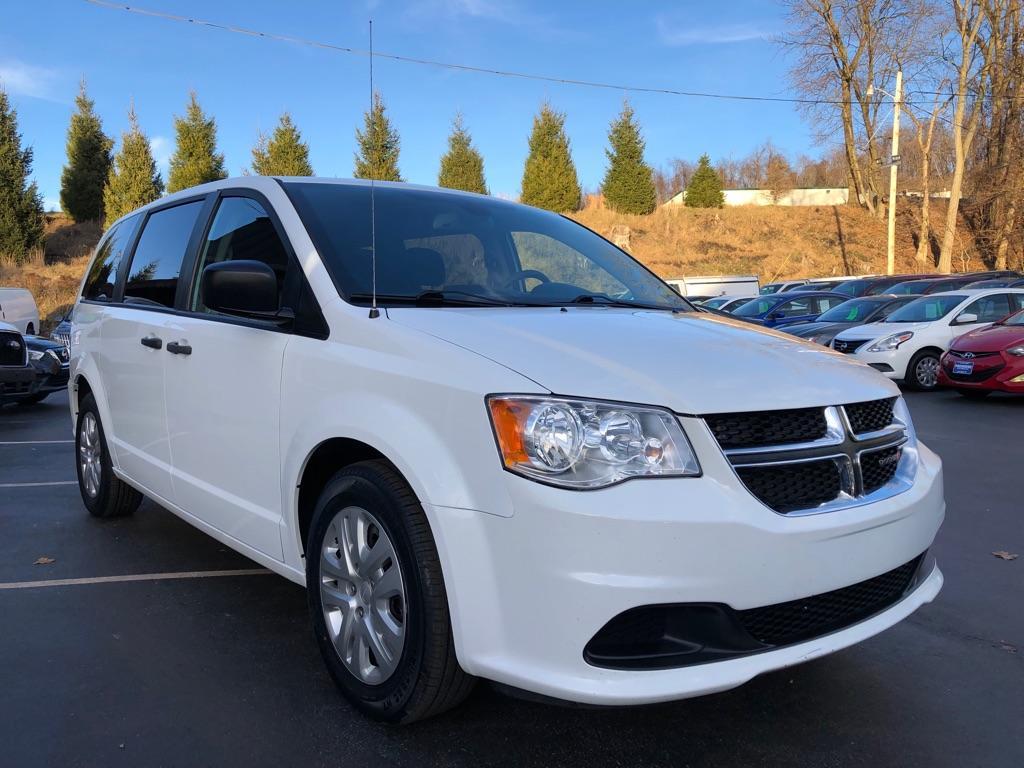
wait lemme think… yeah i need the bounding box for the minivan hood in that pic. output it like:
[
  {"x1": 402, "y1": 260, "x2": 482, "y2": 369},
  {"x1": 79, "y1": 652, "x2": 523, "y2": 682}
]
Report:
[{"x1": 388, "y1": 307, "x2": 897, "y2": 414}]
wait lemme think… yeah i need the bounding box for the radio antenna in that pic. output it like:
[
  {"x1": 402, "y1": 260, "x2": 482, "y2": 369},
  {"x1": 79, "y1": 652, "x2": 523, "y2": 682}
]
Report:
[{"x1": 368, "y1": 18, "x2": 380, "y2": 319}]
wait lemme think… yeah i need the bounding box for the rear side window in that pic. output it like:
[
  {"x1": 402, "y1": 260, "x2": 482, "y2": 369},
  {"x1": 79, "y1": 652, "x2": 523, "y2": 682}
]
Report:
[
  {"x1": 82, "y1": 215, "x2": 140, "y2": 301},
  {"x1": 189, "y1": 197, "x2": 289, "y2": 312},
  {"x1": 124, "y1": 201, "x2": 204, "y2": 308}
]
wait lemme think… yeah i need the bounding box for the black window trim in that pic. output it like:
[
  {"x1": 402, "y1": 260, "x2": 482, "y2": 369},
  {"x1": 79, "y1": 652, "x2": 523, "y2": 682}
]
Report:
[{"x1": 79, "y1": 189, "x2": 328, "y2": 340}]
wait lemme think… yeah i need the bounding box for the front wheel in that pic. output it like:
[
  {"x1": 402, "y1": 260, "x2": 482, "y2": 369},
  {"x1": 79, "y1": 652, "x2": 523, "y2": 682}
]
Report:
[
  {"x1": 306, "y1": 460, "x2": 474, "y2": 723},
  {"x1": 906, "y1": 350, "x2": 941, "y2": 390}
]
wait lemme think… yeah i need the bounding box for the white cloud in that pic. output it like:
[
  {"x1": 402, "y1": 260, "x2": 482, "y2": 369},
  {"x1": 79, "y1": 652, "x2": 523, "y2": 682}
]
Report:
[
  {"x1": 409, "y1": 0, "x2": 536, "y2": 25},
  {"x1": 0, "y1": 59, "x2": 64, "y2": 102},
  {"x1": 656, "y1": 16, "x2": 776, "y2": 46},
  {"x1": 43, "y1": 197, "x2": 62, "y2": 213}
]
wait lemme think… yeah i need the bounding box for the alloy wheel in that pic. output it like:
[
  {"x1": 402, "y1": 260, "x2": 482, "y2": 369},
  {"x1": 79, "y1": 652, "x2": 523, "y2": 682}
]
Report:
[
  {"x1": 916, "y1": 356, "x2": 940, "y2": 389},
  {"x1": 78, "y1": 412, "x2": 102, "y2": 498},
  {"x1": 319, "y1": 505, "x2": 407, "y2": 685}
]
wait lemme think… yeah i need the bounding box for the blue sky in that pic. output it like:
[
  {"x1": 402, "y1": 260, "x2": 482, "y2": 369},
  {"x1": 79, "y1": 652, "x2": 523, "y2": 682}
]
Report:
[{"x1": 2, "y1": 0, "x2": 814, "y2": 211}]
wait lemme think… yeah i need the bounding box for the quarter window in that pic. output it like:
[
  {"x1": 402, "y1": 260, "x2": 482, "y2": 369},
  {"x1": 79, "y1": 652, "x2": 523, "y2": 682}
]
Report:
[
  {"x1": 190, "y1": 197, "x2": 289, "y2": 312},
  {"x1": 82, "y1": 215, "x2": 140, "y2": 301},
  {"x1": 124, "y1": 201, "x2": 204, "y2": 308}
]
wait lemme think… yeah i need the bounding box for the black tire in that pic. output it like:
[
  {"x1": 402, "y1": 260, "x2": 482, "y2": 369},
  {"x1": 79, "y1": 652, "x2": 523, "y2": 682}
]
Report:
[
  {"x1": 76, "y1": 393, "x2": 143, "y2": 518},
  {"x1": 306, "y1": 460, "x2": 474, "y2": 723},
  {"x1": 905, "y1": 350, "x2": 941, "y2": 390},
  {"x1": 956, "y1": 388, "x2": 991, "y2": 399}
]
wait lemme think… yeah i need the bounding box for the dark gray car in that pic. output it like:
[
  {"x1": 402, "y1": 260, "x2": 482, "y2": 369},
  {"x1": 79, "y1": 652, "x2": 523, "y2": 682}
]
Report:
[{"x1": 784, "y1": 294, "x2": 919, "y2": 346}]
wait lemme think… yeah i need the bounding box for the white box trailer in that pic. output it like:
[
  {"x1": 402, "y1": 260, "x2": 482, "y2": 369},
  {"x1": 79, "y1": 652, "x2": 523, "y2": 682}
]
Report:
[{"x1": 664, "y1": 275, "x2": 760, "y2": 299}]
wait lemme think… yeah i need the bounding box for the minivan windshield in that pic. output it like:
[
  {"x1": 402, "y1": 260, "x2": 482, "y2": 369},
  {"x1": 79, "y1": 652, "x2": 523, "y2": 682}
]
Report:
[
  {"x1": 284, "y1": 182, "x2": 689, "y2": 311},
  {"x1": 885, "y1": 294, "x2": 966, "y2": 323}
]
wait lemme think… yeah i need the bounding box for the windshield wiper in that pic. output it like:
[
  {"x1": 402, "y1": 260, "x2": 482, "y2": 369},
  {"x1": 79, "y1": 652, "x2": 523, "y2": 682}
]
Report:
[
  {"x1": 349, "y1": 290, "x2": 527, "y2": 308},
  {"x1": 567, "y1": 293, "x2": 683, "y2": 312}
]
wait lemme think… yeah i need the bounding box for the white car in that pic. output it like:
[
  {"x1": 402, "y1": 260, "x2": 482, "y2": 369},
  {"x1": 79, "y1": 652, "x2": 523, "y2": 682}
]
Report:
[
  {"x1": 70, "y1": 177, "x2": 945, "y2": 723},
  {"x1": 697, "y1": 294, "x2": 755, "y2": 312},
  {"x1": 831, "y1": 288, "x2": 1024, "y2": 389},
  {"x1": 0, "y1": 287, "x2": 40, "y2": 335}
]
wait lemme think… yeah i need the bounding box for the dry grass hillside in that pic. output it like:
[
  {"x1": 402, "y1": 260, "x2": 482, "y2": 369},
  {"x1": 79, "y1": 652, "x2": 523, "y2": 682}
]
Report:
[
  {"x1": 570, "y1": 199, "x2": 995, "y2": 283},
  {"x1": 0, "y1": 201, "x2": 1007, "y2": 335}
]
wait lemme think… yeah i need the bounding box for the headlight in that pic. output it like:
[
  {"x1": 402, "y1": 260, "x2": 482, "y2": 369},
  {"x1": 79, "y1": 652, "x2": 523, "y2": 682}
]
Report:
[
  {"x1": 487, "y1": 396, "x2": 700, "y2": 489},
  {"x1": 867, "y1": 331, "x2": 914, "y2": 353},
  {"x1": 45, "y1": 349, "x2": 60, "y2": 363},
  {"x1": 1007, "y1": 345, "x2": 1024, "y2": 357},
  {"x1": 28, "y1": 349, "x2": 45, "y2": 361}
]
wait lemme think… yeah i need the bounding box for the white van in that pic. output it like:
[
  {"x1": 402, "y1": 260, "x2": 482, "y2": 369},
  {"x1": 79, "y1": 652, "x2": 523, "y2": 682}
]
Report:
[
  {"x1": 0, "y1": 288, "x2": 41, "y2": 335},
  {"x1": 70, "y1": 177, "x2": 944, "y2": 723},
  {"x1": 665, "y1": 275, "x2": 759, "y2": 298}
]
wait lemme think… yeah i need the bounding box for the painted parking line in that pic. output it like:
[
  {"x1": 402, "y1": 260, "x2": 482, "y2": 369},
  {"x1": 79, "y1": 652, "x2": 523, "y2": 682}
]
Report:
[
  {"x1": 0, "y1": 440, "x2": 74, "y2": 445},
  {"x1": 0, "y1": 568, "x2": 273, "y2": 590},
  {"x1": 0, "y1": 481, "x2": 77, "y2": 488}
]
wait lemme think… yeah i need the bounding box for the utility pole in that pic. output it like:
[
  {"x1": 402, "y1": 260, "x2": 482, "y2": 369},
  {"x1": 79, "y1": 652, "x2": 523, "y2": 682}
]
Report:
[{"x1": 886, "y1": 70, "x2": 903, "y2": 276}]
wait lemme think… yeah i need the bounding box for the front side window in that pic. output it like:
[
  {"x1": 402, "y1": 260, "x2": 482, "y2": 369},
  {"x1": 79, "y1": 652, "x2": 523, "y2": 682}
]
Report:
[
  {"x1": 82, "y1": 214, "x2": 140, "y2": 301},
  {"x1": 190, "y1": 197, "x2": 289, "y2": 312},
  {"x1": 124, "y1": 201, "x2": 204, "y2": 308},
  {"x1": 887, "y1": 294, "x2": 967, "y2": 323},
  {"x1": 283, "y1": 182, "x2": 687, "y2": 311},
  {"x1": 960, "y1": 293, "x2": 1011, "y2": 323},
  {"x1": 775, "y1": 298, "x2": 812, "y2": 317},
  {"x1": 734, "y1": 298, "x2": 776, "y2": 317}
]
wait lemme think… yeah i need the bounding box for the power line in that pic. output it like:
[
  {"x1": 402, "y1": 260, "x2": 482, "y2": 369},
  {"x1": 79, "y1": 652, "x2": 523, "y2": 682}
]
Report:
[{"x1": 80, "y1": 0, "x2": 862, "y2": 107}]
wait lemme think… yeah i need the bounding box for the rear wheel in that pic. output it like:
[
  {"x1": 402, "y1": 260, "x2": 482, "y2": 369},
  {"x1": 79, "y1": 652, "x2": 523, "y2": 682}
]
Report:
[
  {"x1": 76, "y1": 393, "x2": 143, "y2": 518},
  {"x1": 306, "y1": 460, "x2": 474, "y2": 723},
  {"x1": 956, "y1": 388, "x2": 991, "y2": 399},
  {"x1": 906, "y1": 350, "x2": 941, "y2": 390}
]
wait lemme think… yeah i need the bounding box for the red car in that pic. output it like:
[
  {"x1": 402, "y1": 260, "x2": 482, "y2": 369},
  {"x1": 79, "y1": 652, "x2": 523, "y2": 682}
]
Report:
[{"x1": 939, "y1": 308, "x2": 1024, "y2": 397}]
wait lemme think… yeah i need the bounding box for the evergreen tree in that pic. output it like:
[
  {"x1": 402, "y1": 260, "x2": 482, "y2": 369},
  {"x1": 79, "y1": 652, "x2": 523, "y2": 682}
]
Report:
[
  {"x1": 438, "y1": 114, "x2": 487, "y2": 194},
  {"x1": 167, "y1": 91, "x2": 226, "y2": 193},
  {"x1": 353, "y1": 92, "x2": 402, "y2": 181},
  {"x1": 60, "y1": 80, "x2": 113, "y2": 222},
  {"x1": 601, "y1": 102, "x2": 656, "y2": 215},
  {"x1": 0, "y1": 90, "x2": 45, "y2": 260},
  {"x1": 521, "y1": 103, "x2": 580, "y2": 212},
  {"x1": 684, "y1": 154, "x2": 725, "y2": 208},
  {"x1": 251, "y1": 113, "x2": 313, "y2": 176},
  {"x1": 103, "y1": 106, "x2": 164, "y2": 227}
]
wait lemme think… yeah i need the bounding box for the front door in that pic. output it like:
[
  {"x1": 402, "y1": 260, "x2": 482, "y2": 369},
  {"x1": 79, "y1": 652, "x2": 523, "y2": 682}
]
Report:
[{"x1": 162, "y1": 195, "x2": 294, "y2": 559}]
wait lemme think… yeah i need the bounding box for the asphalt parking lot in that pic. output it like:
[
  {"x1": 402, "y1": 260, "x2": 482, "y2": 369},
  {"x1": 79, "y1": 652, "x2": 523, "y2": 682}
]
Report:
[{"x1": 1, "y1": 390, "x2": 1021, "y2": 767}]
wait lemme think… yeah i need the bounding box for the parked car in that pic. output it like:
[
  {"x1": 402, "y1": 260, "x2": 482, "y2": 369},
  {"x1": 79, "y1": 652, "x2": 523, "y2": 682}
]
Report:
[
  {"x1": 886, "y1": 276, "x2": 981, "y2": 295},
  {"x1": 832, "y1": 274, "x2": 938, "y2": 298},
  {"x1": 50, "y1": 309, "x2": 73, "y2": 348},
  {"x1": 730, "y1": 290, "x2": 849, "y2": 328},
  {"x1": 0, "y1": 287, "x2": 40, "y2": 335},
  {"x1": 938, "y1": 308, "x2": 1024, "y2": 397},
  {"x1": 0, "y1": 321, "x2": 37, "y2": 406},
  {"x1": 759, "y1": 280, "x2": 807, "y2": 294},
  {"x1": 14, "y1": 335, "x2": 70, "y2": 405},
  {"x1": 70, "y1": 177, "x2": 945, "y2": 723},
  {"x1": 963, "y1": 278, "x2": 1020, "y2": 289},
  {"x1": 831, "y1": 289, "x2": 1024, "y2": 389},
  {"x1": 698, "y1": 294, "x2": 755, "y2": 312},
  {"x1": 785, "y1": 294, "x2": 919, "y2": 346}
]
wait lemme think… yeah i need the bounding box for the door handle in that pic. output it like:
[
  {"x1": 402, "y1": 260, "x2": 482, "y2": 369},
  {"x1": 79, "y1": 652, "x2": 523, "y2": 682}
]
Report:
[
  {"x1": 140, "y1": 336, "x2": 162, "y2": 349},
  {"x1": 166, "y1": 341, "x2": 192, "y2": 356}
]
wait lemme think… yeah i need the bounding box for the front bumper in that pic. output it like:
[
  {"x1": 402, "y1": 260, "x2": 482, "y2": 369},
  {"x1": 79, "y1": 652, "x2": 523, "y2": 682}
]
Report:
[
  {"x1": 844, "y1": 347, "x2": 909, "y2": 381},
  {"x1": 426, "y1": 420, "x2": 945, "y2": 705},
  {"x1": 939, "y1": 353, "x2": 1024, "y2": 392},
  {"x1": 0, "y1": 365, "x2": 38, "y2": 404}
]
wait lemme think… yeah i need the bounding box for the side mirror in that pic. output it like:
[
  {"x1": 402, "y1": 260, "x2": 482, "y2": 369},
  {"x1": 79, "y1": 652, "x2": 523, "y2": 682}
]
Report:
[
  {"x1": 954, "y1": 312, "x2": 978, "y2": 325},
  {"x1": 767, "y1": 311, "x2": 783, "y2": 320},
  {"x1": 201, "y1": 260, "x2": 282, "y2": 319}
]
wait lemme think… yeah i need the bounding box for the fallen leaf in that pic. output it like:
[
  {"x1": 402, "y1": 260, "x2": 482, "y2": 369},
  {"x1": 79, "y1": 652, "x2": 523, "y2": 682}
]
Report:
[
  {"x1": 33, "y1": 556, "x2": 55, "y2": 565},
  {"x1": 998, "y1": 641, "x2": 1018, "y2": 654},
  {"x1": 992, "y1": 551, "x2": 1019, "y2": 561}
]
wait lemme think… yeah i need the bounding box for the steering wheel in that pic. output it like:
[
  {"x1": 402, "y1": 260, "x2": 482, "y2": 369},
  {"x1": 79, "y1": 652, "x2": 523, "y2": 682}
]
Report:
[{"x1": 504, "y1": 269, "x2": 551, "y2": 290}]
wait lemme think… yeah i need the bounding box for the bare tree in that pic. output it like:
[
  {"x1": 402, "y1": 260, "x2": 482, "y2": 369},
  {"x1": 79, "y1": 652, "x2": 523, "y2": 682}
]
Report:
[
  {"x1": 938, "y1": 0, "x2": 991, "y2": 273},
  {"x1": 904, "y1": 87, "x2": 953, "y2": 263}
]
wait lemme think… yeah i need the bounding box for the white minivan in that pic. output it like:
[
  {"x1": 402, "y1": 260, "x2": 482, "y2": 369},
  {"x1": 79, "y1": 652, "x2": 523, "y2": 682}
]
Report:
[
  {"x1": 70, "y1": 177, "x2": 945, "y2": 723},
  {"x1": 0, "y1": 287, "x2": 40, "y2": 335}
]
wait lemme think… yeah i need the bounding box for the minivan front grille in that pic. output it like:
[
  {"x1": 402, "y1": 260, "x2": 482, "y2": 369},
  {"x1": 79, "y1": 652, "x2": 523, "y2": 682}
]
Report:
[
  {"x1": 0, "y1": 331, "x2": 27, "y2": 367},
  {"x1": 705, "y1": 398, "x2": 910, "y2": 515},
  {"x1": 704, "y1": 407, "x2": 826, "y2": 449},
  {"x1": 844, "y1": 397, "x2": 896, "y2": 434}
]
